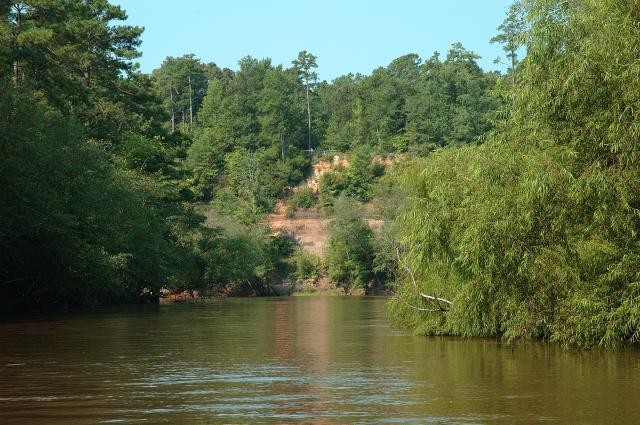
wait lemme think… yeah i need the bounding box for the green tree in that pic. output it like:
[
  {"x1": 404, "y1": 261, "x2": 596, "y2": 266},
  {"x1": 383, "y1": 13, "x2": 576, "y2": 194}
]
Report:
[
  {"x1": 0, "y1": 1, "x2": 209, "y2": 308},
  {"x1": 325, "y1": 197, "x2": 374, "y2": 292},
  {"x1": 189, "y1": 56, "x2": 310, "y2": 207},
  {"x1": 292, "y1": 50, "x2": 318, "y2": 151},
  {"x1": 404, "y1": 45, "x2": 500, "y2": 148},
  {"x1": 186, "y1": 127, "x2": 223, "y2": 200},
  {"x1": 388, "y1": 0, "x2": 640, "y2": 349},
  {"x1": 152, "y1": 54, "x2": 212, "y2": 132},
  {"x1": 491, "y1": 1, "x2": 526, "y2": 84}
]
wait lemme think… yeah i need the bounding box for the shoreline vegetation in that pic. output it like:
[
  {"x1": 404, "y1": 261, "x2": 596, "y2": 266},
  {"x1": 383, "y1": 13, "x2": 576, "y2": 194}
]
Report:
[{"x1": 2, "y1": 1, "x2": 640, "y2": 348}]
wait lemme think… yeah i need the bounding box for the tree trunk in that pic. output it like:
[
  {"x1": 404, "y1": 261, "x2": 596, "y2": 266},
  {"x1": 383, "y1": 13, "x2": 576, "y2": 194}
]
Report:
[
  {"x1": 13, "y1": 61, "x2": 19, "y2": 87},
  {"x1": 306, "y1": 81, "x2": 312, "y2": 151},
  {"x1": 12, "y1": 5, "x2": 22, "y2": 87},
  {"x1": 170, "y1": 80, "x2": 175, "y2": 133},
  {"x1": 83, "y1": 68, "x2": 91, "y2": 88},
  {"x1": 510, "y1": 46, "x2": 517, "y2": 85},
  {"x1": 188, "y1": 72, "x2": 193, "y2": 130}
]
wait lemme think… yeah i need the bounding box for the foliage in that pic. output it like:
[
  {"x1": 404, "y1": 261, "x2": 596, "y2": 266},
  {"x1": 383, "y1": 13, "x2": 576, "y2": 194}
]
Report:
[
  {"x1": 288, "y1": 187, "x2": 317, "y2": 210},
  {"x1": 293, "y1": 249, "x2": 321, "y2": 281},
  {"x1": 388, "y1": 0, "x2": 640, "y2": 348},
  {"x1": 318, "y1": 169, "x2": 349, "y2": 201},
  {"x1": 152, "y1": 54, "x2": 228, "y2": 131},
  {"x1": 369, "y1": 166, "x2": 412, "y2": 288},
  {"x1": 185, "y1": 127, "x2": 223, "y2": 200},
  {"x1": 185, "y1": 57, "x2": 311, "y2": 207},
  {"x1": 0, "y1": 85, "x2": 196, "y2": 306},
  {"x1": 198, "y1": 221, "x2": 294, "y2": 295},
  {"x1": 490, "y1": 0, "x2": 527, "y2": 83},
  {"x1": 318, "y1": 149, "x2": 385, "y2": 205},
  {"x1": 0, "y1": 1, "x2": 299, "y2": 307},
  {"x1": 316, "y1": 46, "x2": 501, "y2": 152},
  {"x1": 324, "y1": 197, "x2": 375, "y2": 292}
]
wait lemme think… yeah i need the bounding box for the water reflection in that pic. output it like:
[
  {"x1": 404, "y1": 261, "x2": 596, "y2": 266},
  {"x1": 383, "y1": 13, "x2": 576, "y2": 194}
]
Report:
[{"x1": 1, "y1": 297, "x2": 640, "y2": 424}]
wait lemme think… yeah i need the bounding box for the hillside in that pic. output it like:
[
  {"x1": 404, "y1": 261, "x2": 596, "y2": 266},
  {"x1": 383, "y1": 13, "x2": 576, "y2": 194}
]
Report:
[{"x1": 267, "y1": 156, "x2": 384, "y2": 258}]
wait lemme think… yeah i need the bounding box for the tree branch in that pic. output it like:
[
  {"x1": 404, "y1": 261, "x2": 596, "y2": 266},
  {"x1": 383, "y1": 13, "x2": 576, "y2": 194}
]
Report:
[
  {"x1": 394, "y1": 242, "x2": 452, "y2": 311},
  {"x1": 420, "y1": 293, "x2": 453, "y2": 305},
  {"x1": 393, "y1": 295, "x2": 441, "y2": 312}
]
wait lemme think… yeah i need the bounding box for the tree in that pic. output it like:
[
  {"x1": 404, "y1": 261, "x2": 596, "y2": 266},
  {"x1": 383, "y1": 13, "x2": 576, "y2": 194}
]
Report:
[
  {"x1": 257, "y1": 66, "x2": 306, "y2": 150},
  {"x1": 388, "y1": 0, "x2": 640, "y2": 349},
  {"x1": 0, "y1": 1, "x2": 156, "y2": 141},
  {"x1": 0, "y1": 1, "x2": 208, "y2": 307},
  {"x1": 403, "y1": 45, "x2": 500, "y2": 148},
  {"x1": 491, "y1": 1, "x2": 526, "y2": 84},
  {"x1": 317, "y1": 74, "x2": 359, "y2": 151},
  {"x1": 186, "y1": 127, "x2": 223, "y2": 201},
  {"x1": 152, "y1": 55, "x2": 211, "y2": 132},
  {"x1": 188, "y1": 57, "x2": 310, "y2": 207},
  {"x1": 292, "y1": 50, "x2": 318, "y2": 151},
  {"x1": 325, "y1": 196, "x2": 375, "y2": 292}
]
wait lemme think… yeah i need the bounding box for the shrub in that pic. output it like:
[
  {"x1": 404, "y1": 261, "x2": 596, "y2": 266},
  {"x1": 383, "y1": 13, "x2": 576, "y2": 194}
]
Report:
[
  {"x1": 288, "y1": 187, "x2": 317, "y2": 209},
  {"x1": 293, "y1": 249, "x2": 321, "y2": 281},
  {"x1": 324, "y1": 196, "x2": 374, "y2": 292},
  {"x1": 285, "y1": 205, "x2": 296, "y2": 218}
]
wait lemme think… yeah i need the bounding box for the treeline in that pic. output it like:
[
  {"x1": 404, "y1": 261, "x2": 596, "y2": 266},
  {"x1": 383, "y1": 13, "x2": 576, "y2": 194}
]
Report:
[
  {"x1": 140, "y1": 25, "x2": 502, "y2": 296},
  {"x1": 316, "y1": 45, "x2": 501, "y2": 153},
  {"x1": 0, "y1": 0, "x2": 509, "y2": 306},
  {"x1": 0, "y1": 1, "x2": 291, "y2": 308},
  {"x1": 388, "y1": 0, "x2": 640, "y2": 348},
  {"x1": 186, "y1": 55, "x2": 313, "y2": 219},
  {"x1": 158, "y1": 45, "x2": 502, "y2": 216}
]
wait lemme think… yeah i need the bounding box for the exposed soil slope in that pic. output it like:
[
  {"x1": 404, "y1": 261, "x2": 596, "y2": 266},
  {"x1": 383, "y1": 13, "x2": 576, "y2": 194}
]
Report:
[{"x1": 267, "y1": 155, "x2": 383, "y2": 257}]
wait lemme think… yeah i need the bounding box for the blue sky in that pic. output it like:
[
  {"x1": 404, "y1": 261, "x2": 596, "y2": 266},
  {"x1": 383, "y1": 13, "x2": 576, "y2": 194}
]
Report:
[{"x1": 116, "y1": 0, "x2": 514, "y2": 81}]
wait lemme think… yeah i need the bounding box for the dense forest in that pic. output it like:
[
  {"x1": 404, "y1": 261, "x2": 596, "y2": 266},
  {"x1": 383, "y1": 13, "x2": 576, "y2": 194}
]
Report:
[{"x1": 1, "y1": 0, "x2": 639, "y2": 348}]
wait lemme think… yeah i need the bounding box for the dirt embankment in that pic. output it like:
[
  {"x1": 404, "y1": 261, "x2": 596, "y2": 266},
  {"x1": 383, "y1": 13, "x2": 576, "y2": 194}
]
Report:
[
  {"x1": 267, "y1": 155, "x2": 384, "y2": 257},
  {"x1": 268, "y1": 211, "x2": 383, "y2": 257},
  {"x1": 268, "y1": 206, "x2": 330, "y2": 257}
]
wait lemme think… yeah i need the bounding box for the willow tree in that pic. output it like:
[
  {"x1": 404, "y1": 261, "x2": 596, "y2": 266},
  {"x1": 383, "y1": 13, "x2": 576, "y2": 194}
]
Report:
[{"x1": 388, "y1": 0, "x2": 640, "y2": 348}]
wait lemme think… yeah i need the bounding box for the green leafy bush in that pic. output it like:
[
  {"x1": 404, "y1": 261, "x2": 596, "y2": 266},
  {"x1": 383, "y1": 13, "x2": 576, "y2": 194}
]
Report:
[
  {"x1": 293, "y1": 249, "x2": 321, "y2": 281},
  {"x1": 288, "y1": 187, "x2": 317, "y2": 209},
  {"x1": 324, "y1": 197, "x2": 374, "y2": 292}
]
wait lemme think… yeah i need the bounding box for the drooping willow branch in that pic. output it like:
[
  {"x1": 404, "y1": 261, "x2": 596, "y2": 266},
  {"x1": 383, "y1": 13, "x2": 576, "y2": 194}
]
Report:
[{"x1": 394, "y1": 243, "x2": 452, "y2": 312}]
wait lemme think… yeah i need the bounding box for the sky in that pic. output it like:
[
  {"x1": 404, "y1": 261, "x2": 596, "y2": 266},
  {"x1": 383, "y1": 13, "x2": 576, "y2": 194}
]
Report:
[{"x1": 115, "y1": 0, "x2": 514, "y2": 82}]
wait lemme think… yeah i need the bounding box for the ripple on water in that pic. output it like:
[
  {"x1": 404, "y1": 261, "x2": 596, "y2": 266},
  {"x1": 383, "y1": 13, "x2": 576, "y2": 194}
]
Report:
[{"x1": 1, "y1": 297, "x2": 640, "y2": 424}]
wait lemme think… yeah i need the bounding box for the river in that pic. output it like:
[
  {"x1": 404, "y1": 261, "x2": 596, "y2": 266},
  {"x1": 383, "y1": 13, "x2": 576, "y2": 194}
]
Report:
[{"x1": 1, "y1": 297, "x2": 639, "y2": 424}]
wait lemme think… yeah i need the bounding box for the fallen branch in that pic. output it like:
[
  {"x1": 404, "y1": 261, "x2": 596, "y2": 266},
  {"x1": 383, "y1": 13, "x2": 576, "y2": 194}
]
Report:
[
  {"x1": 395, "y1": 244, "x2": 419, "y2": 292},
  {"x1": 420, "y1": 293, "x2": 453, "y2": 305},
  {"x1": 394, "y1": 295, "x2": 441, "y2": 312},
  {"x1": 394, "y1": 242, "x2": 452, "y2": 312},
  {"x1": 245, "y1": 279, "x2": 258, "y2": 296}
]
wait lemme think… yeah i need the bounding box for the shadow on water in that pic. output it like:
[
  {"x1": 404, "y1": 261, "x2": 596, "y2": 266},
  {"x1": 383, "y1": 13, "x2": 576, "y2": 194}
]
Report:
[{"x1": 1, "y1": 296, "x2": 640, "y2": 424}]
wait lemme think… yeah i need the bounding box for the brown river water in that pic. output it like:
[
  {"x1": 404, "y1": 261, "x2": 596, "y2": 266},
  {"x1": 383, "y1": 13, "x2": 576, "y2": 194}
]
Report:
[{"x1": 1, "y1": 296, "x2": 639, "y2": 424}]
